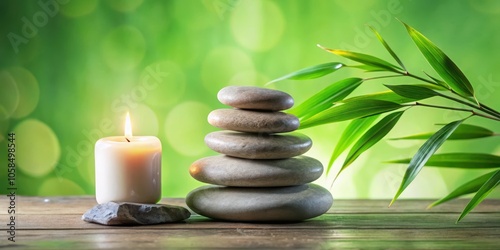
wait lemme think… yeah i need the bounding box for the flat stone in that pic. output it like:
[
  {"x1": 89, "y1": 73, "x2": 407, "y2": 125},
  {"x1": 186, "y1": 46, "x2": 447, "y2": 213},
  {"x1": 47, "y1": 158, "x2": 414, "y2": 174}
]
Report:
[
  {"x1": 190, "y1": 155, "x2": 323, "y2": 187},
  {"x1": 218, "y1": 86, "x2": 294, "y2": 111},
  {"x1": 205, "y1": 131, "x2": 312, "y2": 159},
  {"x1": 186, "y1": 184, "x2": 333, "y2": 222},
  {"x1": 208, "y1": 109, "x2": 299, "y2": 133},
  {"x1": 82, "y1": 202, "x2": 190, "y2": 225}
]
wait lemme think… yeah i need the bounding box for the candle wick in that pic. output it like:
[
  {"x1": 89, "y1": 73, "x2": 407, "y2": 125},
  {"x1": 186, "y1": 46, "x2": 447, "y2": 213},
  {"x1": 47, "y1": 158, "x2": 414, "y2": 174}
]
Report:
[{"x1": 125, "y1": 137, "x2": 130, "y2": 142}]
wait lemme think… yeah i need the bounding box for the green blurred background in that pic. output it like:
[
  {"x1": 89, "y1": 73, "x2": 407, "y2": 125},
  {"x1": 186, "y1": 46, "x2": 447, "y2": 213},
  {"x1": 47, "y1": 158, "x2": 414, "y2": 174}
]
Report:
[{"x1": 1, "y1": 0, "x2": 499, "y2": 199}]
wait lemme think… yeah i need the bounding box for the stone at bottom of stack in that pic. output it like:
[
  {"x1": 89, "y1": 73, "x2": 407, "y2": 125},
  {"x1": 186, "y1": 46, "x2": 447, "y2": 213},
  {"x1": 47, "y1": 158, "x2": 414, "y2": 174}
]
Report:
[
  {"x1": 187, "y1": 184, "x2": 332, "y2": 222},
  {"x1": 187, "y1": 86, "x2": 333, "y2": 222}
]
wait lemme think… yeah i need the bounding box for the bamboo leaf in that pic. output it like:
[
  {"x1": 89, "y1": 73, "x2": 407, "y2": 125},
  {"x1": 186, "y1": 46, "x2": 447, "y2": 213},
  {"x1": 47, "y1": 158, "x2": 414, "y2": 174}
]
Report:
[
  {"x1": 267, "y1": 62, "x2": 345, "y2": 85},
  {"x1": 384, "y1": 84, "x2": 439, "y2": 100},
  {"x1": 423, "y1": 71, "x2": 450, "y2": 89},
  {"x1": 387, "y1": 153, "x2": 500, "y2": 169},
  {"x1": 402, "y1": 22, "x2": 475, "y2": 98},
  {"x1": 391, "y1": 123, "x2": 494, "y2": 140},
  {"x1": 341, "y1": 91, "x2": 418, "y2": 104},
  {"x1": 390, "y1": 119, "x2": 465, "y2": 205},
  {"x1": 289, "y1": 77, "x2": 363, "y2": 119},
  {"x1": 429, "y1": 171, "x2": 497, "y2": 208},
  {"x1": 348, "y1": 64, "x2": 387, "y2": 72},
  {"x1": 415, "y1": 83, "x2": 448, "y2": 91},
  {"x1": 457, "y1": 170, "x2": 500, "y2": 223},
  {"x1": 326, "y1": 115, "x2": 380, "y2": 174},
  {"x1": 341, "y1": 111, "x2": 404, "y2": 174},
  {"x1": 300, "y1": 100, "x2": 402, "y2": 129},
  {"x1": 369, "y1": 26, "x2": 406, "y2": 71},
  {"x1": 318, "y1": 44, "x2": 403, "y2": 73}
]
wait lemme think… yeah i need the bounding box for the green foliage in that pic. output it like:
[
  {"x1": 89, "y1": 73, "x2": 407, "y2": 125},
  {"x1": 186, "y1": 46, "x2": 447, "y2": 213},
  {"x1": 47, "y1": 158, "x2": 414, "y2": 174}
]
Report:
[
  {"x1": 369, "y1": 26, "x2": 406, "y2": 71},
  {"x1": 391, "y1": 119, "x2": 465, "y2": 205},
  {"x1": 270, "y1": 22, "x2": 500, "y2": 222},
  {"x1": 457, "y1": 170, "x2": 500, "y2": 223},
  {"x1": 341, "y1": 111, "x2": 404, "y2": 176},
  {"x1": 340, "y1": 91, "x2": 415, "y2": 104},
  {"x1": 327, "y1": 115, "x2": 379, "y2": 174},
  {"x1": 429, "y1": 171, "x2": 497, "y2": 209},
  {"x1": 388, "y1": 153, "x2": 500, "y2": 169},
  {"x1": 384, "y1": 85, "x2": 439, "y2": 100},
  {"x1": 391, "y1": 123, "x2": 495, "y2": 140},
  {"x1": 318, "y1": 45, "x2": 403, "y2": 73},
  {"x1": 289, "y1": 78, "x2": 363, "y2": 120},
  {"x1": 402, "y1": 21, "x2": 475, "y2": 99},
  {"x1": 267, "y1": 62, "x2": 345, "y2": 85},
  {"x1": 300, "y1": 100, "x2": 401, "y2": 129}
]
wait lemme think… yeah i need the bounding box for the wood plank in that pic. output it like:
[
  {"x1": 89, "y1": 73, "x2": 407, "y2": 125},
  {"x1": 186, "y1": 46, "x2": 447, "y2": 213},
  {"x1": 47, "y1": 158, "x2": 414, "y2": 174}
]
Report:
[
  {"x1": 2, "y1": 196, "x2": 498, "y2": 249},
  {"x1": 2, "y1": 228, "x2": 500, "y2": 249},
  {"x1": 4, "y1": 196, "x2": 500, "y2": 215},
  {"x1": 13, "y1": 212, "x2": 500, "y2": 230}
]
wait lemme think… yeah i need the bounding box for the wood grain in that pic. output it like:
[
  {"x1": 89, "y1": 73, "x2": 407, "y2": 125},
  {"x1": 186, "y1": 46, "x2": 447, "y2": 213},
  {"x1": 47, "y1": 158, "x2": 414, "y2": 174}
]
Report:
[{"x1": 1, "y1": 196, "x2": 499, "y2": 249}]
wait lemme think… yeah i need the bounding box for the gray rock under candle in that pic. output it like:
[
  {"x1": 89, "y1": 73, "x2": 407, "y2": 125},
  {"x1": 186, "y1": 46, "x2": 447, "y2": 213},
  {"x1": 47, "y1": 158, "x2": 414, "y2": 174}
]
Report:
[{"x1": 82, "y1": 202, "x2": 191, "y2": 225}]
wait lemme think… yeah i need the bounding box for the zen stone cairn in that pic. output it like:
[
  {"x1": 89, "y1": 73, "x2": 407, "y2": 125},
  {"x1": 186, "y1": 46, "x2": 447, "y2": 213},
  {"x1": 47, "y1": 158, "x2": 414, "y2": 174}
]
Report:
[{"x1": 187, "y1": 86, "x2": 333, "y2": 222}]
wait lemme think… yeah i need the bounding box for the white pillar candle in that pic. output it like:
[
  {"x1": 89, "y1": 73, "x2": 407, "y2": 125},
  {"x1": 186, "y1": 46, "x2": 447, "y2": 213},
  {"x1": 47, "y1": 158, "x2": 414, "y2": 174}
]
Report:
[{"x1": 95, "y1": 113, "x2": 162, "y2": 204}]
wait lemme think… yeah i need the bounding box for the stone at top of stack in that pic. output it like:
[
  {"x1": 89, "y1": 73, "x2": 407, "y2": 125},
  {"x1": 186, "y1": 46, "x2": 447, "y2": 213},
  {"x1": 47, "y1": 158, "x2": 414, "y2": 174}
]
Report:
[
  {"x1": 186, "y1": 86, "x2": 333, "y2": 222},
  {"x1": 209, "y1": 86, "x2": 299, "y2": 134},
  {"x1": 217, "y1": 86, "x2": 294, "y2": 111},
  {"x1": 206, "y1": 86, "x2": 310, "y2": 159}
]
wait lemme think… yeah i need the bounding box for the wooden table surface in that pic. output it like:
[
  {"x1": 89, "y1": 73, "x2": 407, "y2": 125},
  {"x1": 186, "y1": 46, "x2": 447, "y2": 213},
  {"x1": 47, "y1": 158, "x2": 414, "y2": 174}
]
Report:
[{"x1": 1, "y1": 196, "x2": 499, "y2": 249}]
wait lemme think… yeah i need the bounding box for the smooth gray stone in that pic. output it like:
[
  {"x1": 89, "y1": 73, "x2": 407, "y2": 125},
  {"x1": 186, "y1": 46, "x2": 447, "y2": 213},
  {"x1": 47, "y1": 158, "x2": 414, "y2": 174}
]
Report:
[
  {"x1": 208, "y1": 109, "x2": 299, "y2": 133},
  {"x1": 82, "y1": 202, "x2": 190, "y2": 225},
  {"x1": 190, "y1": 155, "x2": 323, "y2": 187},
  {"x1": 218, "y1": 86, "x2": 294, "y2": 111},
  {"x1": 205, "y1": 131, "x2": 312, "y2": 159},
  {"x1": 186, "y1": 184, "x2": 333, "y2": 222}
]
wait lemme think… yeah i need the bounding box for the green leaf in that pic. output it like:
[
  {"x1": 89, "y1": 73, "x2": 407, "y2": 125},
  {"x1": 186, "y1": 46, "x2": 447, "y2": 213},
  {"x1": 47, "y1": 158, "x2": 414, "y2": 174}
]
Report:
[
  {"x1": 390, "y1": 119, "x2": 465, "y2": 205},
  {"x1": 369, "y1": 26, "x2": 406, "y2": 71},
  {"x1": 423, "y1": 72, "x2": 450, "y2": 89},
  {"x1": 387, "y1": 153, "x2": 500, "y2": 169},
  {"x1": 348, "y1": 64, "x2": 387, "y2": 72},
  {"x1": 341, "y1": 91, "x2": 418, "y2": 104},
  {"x1": 326, "y1": 115, "x2": 379, "y2": 175},
  {"x1": 300, "y1": 100, "x2": 402, "y2": 129},
  {"x1": 289, "y1": 77, "x2": 363, "y2": 119},
  {"x1": 457, "y1": 169, "x2": 500, "y2": 223},
  {"x1": 267, "y1": 62, "x2": 345, "y2": 85},
  {"x1": 429, "y1": 171, "x2": 497, "y2": 208},
  {"x1": 384, "y1": 84, "x2": 439, "y2": 100},
  {"x1": 402, "y1": 22, "x2": 475, "y2": 98},
  {"x1": 318, "y1": 44, "x2": 403, "y2": 73},
  {"x1": 391, "y1": 123, "x2": 494, "y2": 140},
  {"x1": 415, "y1": 83, "x2": 449, "y2": 91},
  {"x1": 341, "y1": 111, "x2": 404, "y2": 174}
]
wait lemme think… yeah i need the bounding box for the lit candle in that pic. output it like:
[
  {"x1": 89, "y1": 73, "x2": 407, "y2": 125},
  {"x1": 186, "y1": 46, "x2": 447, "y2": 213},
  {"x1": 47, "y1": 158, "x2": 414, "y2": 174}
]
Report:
[{"x1": 95, "y1": 112, "x2": 162, "y2": 204}]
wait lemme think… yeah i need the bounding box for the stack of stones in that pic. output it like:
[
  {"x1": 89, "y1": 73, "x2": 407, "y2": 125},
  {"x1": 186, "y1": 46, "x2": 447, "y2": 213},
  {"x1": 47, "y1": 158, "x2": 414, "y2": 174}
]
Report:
[{"x1": 186, "y1": 86, "x2": 333, "y2": 222}]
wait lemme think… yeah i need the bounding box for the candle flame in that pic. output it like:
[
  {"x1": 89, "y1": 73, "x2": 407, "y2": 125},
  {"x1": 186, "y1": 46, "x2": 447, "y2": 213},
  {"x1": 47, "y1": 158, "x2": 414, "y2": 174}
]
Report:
[{"x1": 125, "y1": 112, "x2": 133, "y2": 138}]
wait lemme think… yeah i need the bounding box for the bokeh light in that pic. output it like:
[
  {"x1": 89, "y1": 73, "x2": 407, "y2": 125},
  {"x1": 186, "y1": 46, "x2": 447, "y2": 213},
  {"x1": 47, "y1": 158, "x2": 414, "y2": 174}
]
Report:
[
  {"x1": 60, "y1": 0, "x2": 98, "y2": 18},
  {"x1": 0, "y1": 70, "x2": 19, "y2": 121},
  {"x1": 38, "y1": 177, "x2": 85, "y2": 195},
  {"x1": 14, "y1": 119, "x2": 61, "y2": 177},
  {"x1": 230, "y1": 0, "x2": 285, "y2": 52},
  {"x1": 129, "y1": 104, "x2": 159, "y2": 136},
  {"x1": 101, "y1": 25, "x2": 146, "y2": 71},
  {"x1": 139, "y1": 60, "x2": 187, "y2": 109},
  {"x1": 201, "y1": 46, "x2": 254, "y2": 94},
  {"x1": 165, "y1": 101, "x2": 213, "y2": 157},
  {"x1": 6, "y1": 67, "x2": 39, "y2": 119},
  {"x1": 106, "y1": 0, "x2": 144, "y2": 12}
]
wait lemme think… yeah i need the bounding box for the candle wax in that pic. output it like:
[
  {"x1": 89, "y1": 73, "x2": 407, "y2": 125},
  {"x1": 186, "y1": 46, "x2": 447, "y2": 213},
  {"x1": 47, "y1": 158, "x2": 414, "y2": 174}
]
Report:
[{"x1": 95, "y1": 136, "x2": 161, "y2": 204}]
